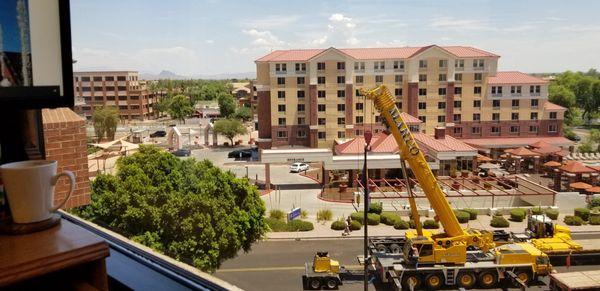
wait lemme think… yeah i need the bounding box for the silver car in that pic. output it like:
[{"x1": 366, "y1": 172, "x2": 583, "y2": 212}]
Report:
[{"x1": 289, "y1": 162, "x2": 309, "y2": 173}]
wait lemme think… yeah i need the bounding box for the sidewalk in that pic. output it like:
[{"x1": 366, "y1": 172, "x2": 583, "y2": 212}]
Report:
[{"x1": 266, "y1": 213, "x2": 600, "y2": 240}]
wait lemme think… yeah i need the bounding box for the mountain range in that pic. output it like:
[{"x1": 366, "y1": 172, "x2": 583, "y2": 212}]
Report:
[{"x1": 140, "y1": 70, "x2": 255, "y2": 80}]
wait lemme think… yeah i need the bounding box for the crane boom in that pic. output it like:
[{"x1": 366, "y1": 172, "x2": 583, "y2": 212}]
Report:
[{"x1": 361, "y1": 85, "x2": 465, "y2": 237}]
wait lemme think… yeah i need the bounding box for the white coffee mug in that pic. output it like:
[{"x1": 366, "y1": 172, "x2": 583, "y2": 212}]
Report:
[{"x1": 0, "y1": 160, "x2": 75, "y2": 223}]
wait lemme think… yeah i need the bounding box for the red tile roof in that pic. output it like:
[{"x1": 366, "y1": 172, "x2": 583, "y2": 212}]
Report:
[
  {"x1": 462, "y1": 137, "x2": 574, "y2": 149},
  {"x1": 487, "y1": 71, "x2": 547, "y2": 85},
  {"x1": 400, "y1": 112, "x2": 423, "y2": 124},
  {"x1": 414, "y1": 133, "x2": 477, "y2": 153},
  {"x1": 504, "y1": 147, "x2": 540, "y2": 157},
  {"x1": 256, "y1": 45, "x2": 499, "y2": 62},
  {"x1": 560, "y1": 161, "x2": 596, "y2": 174},
  {"x1": 334, "y1": 132, "x2": 478, "y2": 155},
  {"x1": 544, "y1": 102, "x2": 567, "y2": 111}
]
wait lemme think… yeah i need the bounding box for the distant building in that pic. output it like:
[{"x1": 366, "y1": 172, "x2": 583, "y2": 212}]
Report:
[
  {"x1": 73, "y1": 71, "x2": 156, "y2": 120},
  {"x1": 194, "y1": 100, "x2": 220, "y2": 118}
]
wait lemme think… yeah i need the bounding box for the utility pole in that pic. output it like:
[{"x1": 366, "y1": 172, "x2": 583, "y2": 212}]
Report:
[{"x1": 362, "y1": 130, "x2": 372, "y2": 291}]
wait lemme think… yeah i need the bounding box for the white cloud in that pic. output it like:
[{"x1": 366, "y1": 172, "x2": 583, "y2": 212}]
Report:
[
  {"x1": 308, "y1": 13, "x2": 360, "y2": 47},
  {"x1": 429, "y1": 16, "x2": 537, "y2": 33},
  {"x1": 329, "y1": 13, "x2": 352, "y2": 23},
  {"x1": 242, "y1": 15, "x2": 301, "y2": 29},
  {"x1": 243, "y1": 29, "x2": 285, "y2": 47},
  {"x1": 555, "y1": 24, "x2": 600, "y2": 32},
  {"x1": 311, "y1": 35, "x2": 328, "y2": 45},
  {"x1": 205, "y1": 39, "x2": 214, "y2": 44}
]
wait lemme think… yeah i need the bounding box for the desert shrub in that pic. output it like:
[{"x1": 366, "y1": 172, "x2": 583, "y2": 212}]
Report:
[
  {"x1": 331, "y1": 220, "x2": 345, "y2": 230},
  {"x1": 394, "y1": 220, "x2": 410, "y2": 230},
  {"x1": 367, "y1": 213, "x2": 381, "y2": 225},
  {"x1": 317, "y1": 209, "x2": 333, "y2": 221},
  {"x1": 269, "y1": 209, "x2": 285, "y2": 220},
  {"x1": 287, "y1": 220, "x2": 314, "y2": 231},
  {"x1": 531, "y1": 206, "x2": 544, "y2": 215},
  {"x1": 423, "y1": 219, "x2": 440, "y2": 229},
  {"x1": 490, "y1": 216, "x2": 510, "y2": 228},
  {"x1": 301, "y1": 209, "x2": 308, "y2": 219},
  {"x1": 589, "y1": 216, "x2": 600, "y2": 225},
  {"x1": 462, "y1": 208, "x2": 478, "y2": 220},
  {"x1": 564, "y1": 215, "x2": 584, "y2": 226},
  {"x1": 545, "y1": 209, "x2": 559, "y2": 220},
  {"x1": 380, "y1": 212, "x2": 402, "y2": 226},
  {"x1": 265, "y1": 217, "x2": 288, "y2": 232},
  {"x1": 350, "y1": 220, "x2": 362, "y2": 230},
  {"x1": 574, "y1": 208, "x2": 590, "y2": 221},
  {"x1": 589, "y1": 197, "x2": 600, "y2": 209},
  {"x1": 454, "y1": 210, "x2": 470, "y2": 223},
  {"x1": 350, "y1": 212, "x2": 365, "y2": 225},
  {"x1": 510, "y1": 208, "x2": 526, "y2": 222},
  {"x1": 369, "y1": 202, "x2": 383, "y2": 214}
]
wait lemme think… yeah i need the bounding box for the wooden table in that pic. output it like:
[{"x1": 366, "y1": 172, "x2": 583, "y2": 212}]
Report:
[{"x1": 0, "y1": 219, "x2": 110, "y2": 290}]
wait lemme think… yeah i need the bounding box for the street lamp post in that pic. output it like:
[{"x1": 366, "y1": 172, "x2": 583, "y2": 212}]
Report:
[{"x1": 363, "y1": 130, "x2": 373, "y2": 291}]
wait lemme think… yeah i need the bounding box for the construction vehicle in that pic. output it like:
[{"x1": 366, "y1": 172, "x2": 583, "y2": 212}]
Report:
[
  {"x1": 302, "y1": 252, "x2": 342, "y2": 290},
  {"x1": 525, "y1": 213, "x2": 583, "y2": 254}
]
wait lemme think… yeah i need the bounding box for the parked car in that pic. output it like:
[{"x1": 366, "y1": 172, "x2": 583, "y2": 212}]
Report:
[
  {"x1": 290, "y1": 162, "x2": 309, "y2": 173},
  {"x1": 228, "y1": 148, "x2": 253, "y2": 158},
  {"x1": 172, "y1": 148, "x2": 191, "y2": 157},
  {"x1": 568, "y1": 134, "x2": 581, "y2": 142},
  {"x1": 150, "y1": 130, "x2": 167, "y2": 138}
]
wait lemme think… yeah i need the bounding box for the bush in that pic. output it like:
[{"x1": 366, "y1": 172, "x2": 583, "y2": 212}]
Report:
[
  {"x1": 367, "y1": 213, "x2": 381, "y2": 225},
  {"x1": 589, "y1": 198, "x2": 600, "y2": 209},
  {"x1": 317, "y1": 209, "x2": 333, "y2": 221},
  {"x1": 490, "y1": 216, "x2": 510, "y2": 228},
  {"x1": 510, "y1": 208, "x2": 526, "y2": 222},
  {"x1": 564, "y1": 215, "x2": 584, "y2": 226},
  {"x1": 454, "y1": 210, "x2": 470, "y2": 223},
  {"x1": 589, "y1": 216, "x2": 600, "y2": 225},
  {"x1": 394, "y1": 220, "x2": 410, "y2": 230},
  {"x1": 493, "y1": 211, "x2": 504, "y2": 217},
  {"x1": 265, "y1": 217, "x2": 288, "y2": 232},
  {"x1": 545, "y1": 209, "x2": 559, "y2": 220},
  {"x1": 462, "y1": 208, "x2": 478, "y2": 220},
  {"x1": 301, "y1": 209, "x2": 308, "y2": 219},
  {"x1": 287, "y1": 220, "x2": 314, "y2": 231},
  {"x1": 531, "y1": 206, "x2": 544, "y2": 215},
  {"x1": 369, "y1": 202, "x2": 383, "y2": 214},
  {"x1": 380, "y1": 212, "x2": 402, "y2": 226},
  {"x1": 331, "y1": 220, "x2": 346, "y2": 230},
  {"x1": 423, "y1": 219, "x2": 439, "y2": 229},
  {"x1": 269, "y1": 209, "x2": 285, "y2": 220},
  {"x1": 574, "y1": 208, "x2": 590, "y2": 221},
  {"x1": 350, "y1": 212, "x2": 365, "y2": 225},
  {"x1": 350, "y1": 220, "x2": 362, "y2": 230}
]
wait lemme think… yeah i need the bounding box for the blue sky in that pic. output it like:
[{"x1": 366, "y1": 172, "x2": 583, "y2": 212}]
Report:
[
  {"x1": 71, "y1": 0, "x2": 600, "y2": 76},
  {"x1": 0, "y1": 0, "x2": 28, "y2": 53}
]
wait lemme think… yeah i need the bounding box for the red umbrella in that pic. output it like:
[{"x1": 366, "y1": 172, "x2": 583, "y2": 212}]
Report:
[
  {"x1": 570, "y1": 181, "x2": 592, "y2": 190},
  {"x1": 587, "y1": 186, "x2": 600, "y2": 193}
]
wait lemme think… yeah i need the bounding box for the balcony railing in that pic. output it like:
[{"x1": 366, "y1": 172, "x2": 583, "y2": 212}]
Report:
[
  {"x1": 455, "y1": 66, "x2": 464, "y2": 71},
  {"x1": 295, "y1": 70, "x2": 306, "y2": 74},
  {"x1": 275, "y1": 70, "x2": 287, "y2": 75},
  {"x1": 492, "y1": 93, "x2": 503, "y2": 97}
]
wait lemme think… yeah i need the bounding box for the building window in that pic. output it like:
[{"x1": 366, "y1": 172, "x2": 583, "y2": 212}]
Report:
[
  {"x1": 277, "y1": 77, "x2": 285, "y2": 85},
  {"x1": 317, "y1": 62, "x2": 325, "y2": 70},
  {"x1": 438, "y1": 88, "x2": 446, "y2": 96},
  {"x1": 512, "y1": 99, "x2": 519, "y2": 108},
  {"x1": 338, "y1": 131, "x2": 346, "y2": 138},
  {"x1": 438, "y1": 115, "x2": 446, "y2": 123},
  {"x1": 439, "y1": 59, "x2": 448, "y2": 68},
  {"x1": 276, "y1": 63, "x2": 287, "y2": 72},
  {"x1": 492, "y1": 86, "x2": 503, "y2": 95},
  {"x1": 396, "y1": 102, "x2": 402, "y2": 109},
  {"x1": 354, "y1": 62, "x2": 365, "y2": 70},
  {"x1": 355, "y1": 76, "x2": 364, "y2": 84},
  {"x1": 453, "y1": 114, "x2": 461, "y2": 122},
  {"x1": 454, "y1": 100, "x2": 462, "y2": 108},
  {"x1": 278, "y1": 104, "x2": 286, "y2": 112},
  {"x1": 492, "y1": 113, "x2": 499, "y2": 121},
  {"x1": 454, "y1": 87, "x2": 462, "y2": 95},
  {"x1": 297, "y1": 90, "x2": 305, "y2": 98},
  {"x1": 94, "y1": 96, "x2": 103, "y2": 101},
  {"x1": 297, "y1": 130, "x2": 307, "y2": 138},
  {"x1": 455, "y1": 73, "x2": 462, "y2": 81},
  {"x1": 317, "y1": 76, "x2": 325, "y2": 84},
  {"x1": 130, "y1": 95, "x2": 139, "y2": 100},
  {"x1": 295, "y1": 63, "x2": 306, "y2": 72},
  {"x1": 118, "y1": 105, "x2": 127, "y2": 110},
  {"x1": 512, "y1": 113, "x2": 519, "y2": 120},
  {"x1": 117, "y1": 86, "x2": 127, "y2": 91},
  {"x1": 473, "y1": 113, "x2": 481, "y2": 121},
  {"x1": 337, "y1": 76, "x2": 345, "y2": 84},
  {"x1": 419, "y1": 60, "x2": 427, "y2": 68},
  {"x1": 375, "y1": 116, "x2": 382, "y2": 123},
  {"x1": 530, "y1": 125, "x2": 538, "y2": 133},
  {"x1": 511, "y1": 86, "x2": 522, "y2": 94},
  {"x1": 530, "y1": 112, "x2": 538, "y2": 120},
  {"x1": 297, "y1": 77, "x2": 305, "y2": 85},
  {"x1": 278, "y1": 91, "x2": 286, "y2": 99},
  {"x1": 118, "y1": 76, "x2": 127, "y2": 81},
  {"x1": 318, "y1": 104, "x2": 326, "y2": 112},
  {"x1": 318, "y1": 118, "x2": 326, "y2": 125},
  {"x1": 337, "y1": 62, "x2": 345, "y2": 70},
  {"x1": 549, "y1": 124, "x2": 558, "y2": 132},
  {"x1": 491, "y1": 126, "x2": 500, "y2": 134},
  {"x1": 355, "y1": 89, "x2": 362, "y2": 97},
  {"x1": 531, "y1": 99, "x2": 539, "y2": 108},
  {"x1": 277, "y1": 130, "x2": 288, "y2": 138},
  {"x1": 278, "y1": 118, "x2": 286, "y2": 125},
  {"x1": 297, "y1": 104, "x2": 305, "y2": 112},
  {"x1": 104, "y1": 76, "x2": 114, "y2": 81},
  {"x1": 530, "y1": 85, "x2": 541, "y2": 93},
  {"x1": 93, "y1": 76, "x2": 102, "y2": 82},
  {"x1": 395, "y1": 75, "x2": 403, "y2": 83},
  {"x1": 472, "y1": 127, "x2": 481, "y2": 134},
  {"x1": 106, "y1": 86, "x2": 115, "y2": 91},
  {"x1": 375, "y1": 75, "x2": 383, "y2": 83},
  {"x1": 81, "y1": 76, "x2": 91, "y2": 82},
  {"x1": 474, "y1": 86, "x2": 482, "y2": 94},
  {"x1": 419, "y1": 88, "x2": 427, "y2": 96},
  {"x1": 550, "y1": 112, "x2": 557, "y2": 119},
  {"x1": 473, "y1": 100, "x2": 481, "y2": 108},
  {"x1": 419, "y1": 74, "x2": 427, "y2": 82},
  {"x1": 318, "y1": 132, "x2": 326, "y2": 139},
  {"x1": 93, "y1": 86, "x2": 102, "y2": 91},
  {"x1": 439, "y1": 74, "x2": 447, "y2": 82},
  {"x1": 492, "y1": 100, "x2": 500, "y2": 108},
  {"x1": 118, "y1": 95, "x2": 127, "y2": 100},
  {"x1": 455, "y1": 59, "x2": 464, "y2": 68},
  {"x1": 473, "y1": 59, "x2": 484, "y2": 68},
  {"x1": 438, "y1": 102, "x2": 446, "y2": 109},
  {"x1": 106, "y1": 96, "x2": 115, "y2": 101},
  {"x1": 337, "y1": 104, "x2": 345, "y2": 111},
  {"x1": 337, "y1": 90, "x2": 345, "y2": 98},
  {"x1": 337, "y1": 117, "x2": 345, "y2": 125},
  {"x1": 298, "y1": 117, "x2": 306, "y2": 125},
  {"x1": 318, "y1": 90, "x2": 326, "y2": 98},
  {"x1": 395, "y1": 88, "x2": 402, "y2": 96},
  {"x1": 393, "y1": 60, "x2": 405, "y2": 70},
  {"x1": 454, "y1": 127, "x2": 462, "y2": 135},
  {"x1": 356, "y1": 116, "x2": 364, "y2": 124},
  {"x1": 418, "y1": 116, "x2": 426, "y2": 122},
  {"x1": 474, "y1": 73, "x2": 482, "y2": 81},
  {"x1": 374, "y1": 61, "x2": 385, "y2": 70},
  {"x1": 356, "y1": 103, "x2": 364, "y2": 110},
  {"x1": 510, "y1": 126, "x2": 519, "y2": 134},
  {"x1": 418, "y1": 102, "x2": 427, "y2": 110}
]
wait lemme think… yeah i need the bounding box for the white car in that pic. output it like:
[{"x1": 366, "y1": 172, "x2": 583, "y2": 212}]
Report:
[{"x1": 290, "y1": 162, "x2": 309, "y2": 173}]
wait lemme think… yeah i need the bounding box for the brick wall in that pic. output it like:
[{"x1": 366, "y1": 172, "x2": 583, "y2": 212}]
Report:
[{"x1": 42, "y1": 108, "x2": 91, "y2": 209}]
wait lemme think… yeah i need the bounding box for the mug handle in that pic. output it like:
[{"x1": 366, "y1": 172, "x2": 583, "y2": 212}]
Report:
[{"x1": 49, "y1": 171, "x2": 76, "y2": 212}]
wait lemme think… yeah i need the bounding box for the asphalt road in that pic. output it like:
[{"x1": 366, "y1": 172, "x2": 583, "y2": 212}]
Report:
[{"x1": 214, "y1": 233, "x2": 600, "y2": 291}]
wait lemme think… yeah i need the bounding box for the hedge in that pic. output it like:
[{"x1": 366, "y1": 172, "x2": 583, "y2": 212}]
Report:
[
  {"x1": 564, "y1": 215, "x2": 584, "y2": 226},
  {"x1": 367, "y1": 213, "x2": 381, "y2": 225},
  {"x1": 490, "y1": 216, "x2": 510, "y2": 228},
  {"x1": 589, "y1": 197, "x2": 600, "y2": 209},
  {"x1": 350, "y1": 212, "x2": 365, "y2": 225},
  {"x1": 510, "y1": 208, "x2": 526, "y2": 222},
  {"x1": 331, "y1": 220, "x2": 346, "y2": 230},
  {"x1": 394, "y1": 220, "x2": 410, "y2": 230},
  {"x1": 462, "y1": 208, "x2": 478, "y2": 220},
  {"x1": 380, "y1": 212, "x2": 402, "y2": 226},
  {"x1": 545, "y1": 209, "x2": 559, "y2": 220},
  {"x1": 287, "y1": 219, "x2": 314, "y2": 231},
  {"x1": 574, "y1": 208, "x2": 590, "y2": 221},
  {"x1": 350, "y1": 220, "x2": 362, "y2": 230},
  {"x1": 531, "y1": 206, "x2": 544, "y2": 215},
  {"x1": 265, "y1": 217, "x2": 288, "y2": 232},
  {"x1": 454, "y1": 210, "x2": 470, "y2": 223},
  {"x1": 369, "y1": 202, "x2": 383, "y2": 214},
  {"x1": 269, "y1": 209, "x2": 285, "y2": 220},
  {"x1": 590, "y1": 216, "x2": 600, "y2": 225},
  {"x1": 423, "y1": 219, "x2": 439, "y2": 229}
]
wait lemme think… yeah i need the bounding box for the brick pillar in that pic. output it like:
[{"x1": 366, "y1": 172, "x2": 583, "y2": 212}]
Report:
[
  {"x1": 309, "y1": 85, "x2": 318, "y2": 148},
  {"x1": 407, "y1": 82, "x2": 418, "y2": 117},
  {"x1": 322, "y1": 167, "x2": 329, "y2": 185},
  {"x1": 257, "y1": 90, "x2": 272, "y2": 149},
  {"x1": 446, "y1": 82, "x2": 455, "y2": 125},
  {"x1": 345, "y1": 84, "x2": 354, "y2": 138}
]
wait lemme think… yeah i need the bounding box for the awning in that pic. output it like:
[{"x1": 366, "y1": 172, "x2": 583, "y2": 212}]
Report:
[{"x1": 560, "y1": 161, "x2": 596, "y2": 174}]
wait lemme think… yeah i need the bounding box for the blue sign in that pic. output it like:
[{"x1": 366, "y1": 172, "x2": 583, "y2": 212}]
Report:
[{"x1": 288, "y1": 207, "x2": 301, "y2": 221}]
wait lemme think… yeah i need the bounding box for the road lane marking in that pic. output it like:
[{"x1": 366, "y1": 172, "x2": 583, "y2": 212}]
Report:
[{"x1": 218, "y1": 265, "x2": 363, "y2": 273}]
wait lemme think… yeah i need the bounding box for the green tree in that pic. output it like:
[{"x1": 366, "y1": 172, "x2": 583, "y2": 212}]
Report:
[
  {"x1": 75, "y1": 146, "x2": 266, "y2": 272},
  {"x1": 578, "y1": 140, "x2": 594, "y2": 153},
  {"x1": 214, "y1": 119, "x2": 248, "y2": 146},
  {"x1": 92, "y1": 107, "x2": 119, "y2": 142},
  {"x1": 590, "y1": 129, "x2": 600, "y2": 152},
  {"x1": 217, "y1": 93, "x2": 236, "y2": 118},
  {"x1": 168, "y1": 94, "x2": 194, "y2": 124},
  {"x1": 232, "y1": 106, "x2": 252, "y2": 122}
]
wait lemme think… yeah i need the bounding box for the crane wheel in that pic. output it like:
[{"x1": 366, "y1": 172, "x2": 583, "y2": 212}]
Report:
[
  {"x1": 425, "y1": 273, "x2": 443, "y2": 290},
  {"x1": 477, "y1": 271, "x2": 498, "y2": 288},
  {"x1": 309, "y1": 277, "x2": 321, "y2": 289},
  {"x1": 402, "y1": 273, "x2": 422, "y2": 291},
  {"x1": 457, "y1": 272, "x2": 476, "y2": 289},
  {"x1": 325, "y1": 277, "x2": 339, "y2": 289},
  {"x1": 376, "y1": 244, "x2": 388, "y2": 253},
  {"x1": 514, "y1": 270, "x2": 531, "y2": 286},
  {"x1": 389, "y1": 244, "x2": 402, "y2": 254}
]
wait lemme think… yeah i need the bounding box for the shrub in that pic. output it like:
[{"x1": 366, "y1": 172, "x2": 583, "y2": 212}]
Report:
[
  {"x1": 367, "y1": 213, "x2": 381, "y2": 225},
  {"x1": 301, "y1": 209, "x2": 308, "y2": 219},
  {"x1": 350, "y1": 212, "x2": 365, "y2": 225},
  {"x1": 589, "y1": 216, "x2": 600, "y2": 225},
  {"x1": 331, "y1": 220, "x2": 346, "y2": 230},
  {"x1": 317, "y1": 209, "x2": 333, "y2": 221},
  {"x1": 423, "y1": 219, "x2": 439, "y2": 229},
  {"x1": 574, "y1": 208, "x2": 590, "y2": 221},
  {"x1": 380, "y1": 212, "x2": 402, "y2": 226},
  {"x1": 531, "y1": 206, "x2": 544, "y2": 215},
  {"x1": 265, "y1": 217, "x2": 288, "y2": 232},
  {"x1": 490, "y1": 216, "x2": 510, "y2": 228},
  {"x1": 454, "y1": 210, "x2": 470, "y2": 223},
  {"x1": 493, "y1": 211, "x2": 504, "y2": 217},
  {"x1": 589, "y1": 198, "x2": 600, "y2": 209},
  {"x1": 394, "y1": 220, "x2": 410, "y2": 230},
  {"x1": 287, "y1": 220, "x2": 314, "y2": 231},
  {"x1": 369, "y1": 202, "x2": 383, "y2": 214},
  {"x1": 350, "y1": 220, "x2": 362, "y2": 230},
  {"x1": 545, "y1": 209, "x2": 559, "y2": 220},
  {"x1": 564, "y1": 215, "x2": 584, "y2": 226},
  {"x1": 269, "y1": 209, "x2": 285, "y2": 220},
  {"x1": 462, "y1": 208, "x2": 478, "y2": 220},
  {"x1": 510, "y1": 208, "x2": 526, "y2": 222}
]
